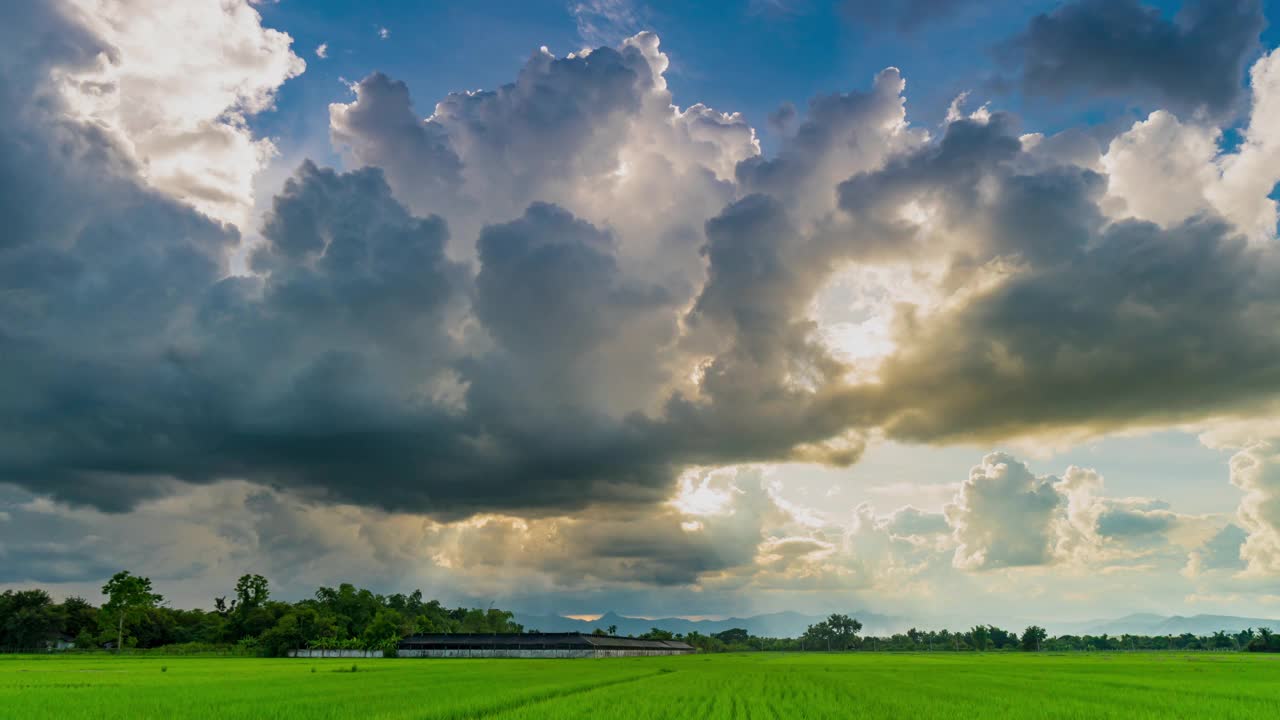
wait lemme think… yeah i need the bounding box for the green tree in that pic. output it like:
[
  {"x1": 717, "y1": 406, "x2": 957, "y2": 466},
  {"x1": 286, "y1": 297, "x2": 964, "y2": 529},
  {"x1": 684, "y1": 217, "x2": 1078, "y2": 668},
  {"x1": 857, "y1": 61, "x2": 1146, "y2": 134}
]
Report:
[
  {"x1": 607, "y1": 624, "x2": 618, "y2": 636},
  {"x1": 713, "y1": 628, "x2": 750, "y2": 645},
  {"x1": 460, "y1": 608, "x2": 490, "y2": 633},
  {"x1": 801, "y1": 620, "x2": 831, "y2": 650},
  {"x1": 987, "y1": 626, "x2": 1016, "y2": 649},
  {"x1": 58, "y1": 596, "x2": 98, "y2": 640},
  {"x1": 640, "y1": 627, "x2": 675, "y2": 640},
  {"x1": 485, "y1": 608, "x2": 520, "y2": 633},
  {"x1": 825, "y1": 614, "x2": 863, "y2": 650},
  {"x1": 0, "y1": 589, "x2": 65, "y2": 649},
  {"x1": 314, "y1": 584, "x2": 380, "y2": 637},
  {"x1": 259, "y1": 608, "x2": 340, "y2": 657},
  {"x1": 234, "y1": 574, "x2": 270, "y2": 610},
  {"x1": 970, "y1": 625, "x2": 990, "y2": 651},
  {"x1": 362, "y1": 609, "x2": 404, "y2": 650},
  {"x1": 1248, "y1": 627, "x2": 1277, "y2": 653},
  {"x1": 100, "y1": 571, "x2": 163, "y2": 652},
  {"x1": 1020, "y1": 625, "x2": 1048, "y2": 652}
]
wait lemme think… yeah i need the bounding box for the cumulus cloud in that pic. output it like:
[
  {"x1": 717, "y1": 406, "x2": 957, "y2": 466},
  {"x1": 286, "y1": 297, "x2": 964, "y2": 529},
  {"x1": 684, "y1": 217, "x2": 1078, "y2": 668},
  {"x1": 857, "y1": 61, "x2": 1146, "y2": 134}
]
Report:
[
  {"x1": 1003, "y1": 0, "x2": 1264, "y2": 118},
  {"x1": 737, "y1": 67, "x2": 921, "y2": 221},
  {"x1": 882, "y1": 506, "x2": 949, "y2": 538},
  {"x1": 831, "y1": 71, "x2": 1280, "y2": 444},
  {"x1": 0, "y1": 466, "x2": 802, "y2": 603},
  {"x1": 329, "y1": 32, "x2": 758, "y2": 270},
  {"x1": 329, "y1": 72, "x2": 464, "y2": 220},
  {"x1": 946, "y1": 454, "x2": 1064, "y2": 570},
  {"x1": 58, "y1": 0, "x2": 304, "y2": 228},
  {"x1": 1209, "y1": 47, "x2": 1280, "y2": 241},
  {"x1": 9, "y1": 0, "x2": 1280, "y2": 616},
  {"x1": 1229, "y1": 443, "x2": 1280, "y2": 574},
  {"x1": 862, "y1": 211, "x2": 1278, "y2": 444},
  {"x1": 1101, "y1": 111, "x2": 1223, "y2": 226},
  {"x1": 942, "y1": 454, "x2": 1193, "y2": 572},
  {"x1": 1102, "y1": 49, "x2": 1280, "y2": 241},
  {"x1": 315, "y1": 43, "x2": 328, "y2": 59}
]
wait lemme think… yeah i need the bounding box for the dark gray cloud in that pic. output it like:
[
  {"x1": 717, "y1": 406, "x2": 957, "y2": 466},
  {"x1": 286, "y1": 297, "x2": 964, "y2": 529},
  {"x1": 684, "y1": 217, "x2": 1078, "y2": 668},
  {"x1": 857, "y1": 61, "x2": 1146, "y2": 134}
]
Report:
[
  {"x1": 0, "y1": 489, "x2": 119, "y2": 584},
  {"x1": 737, "y1": 67, "x2": 910, "y2": 209},
  {"x1": 470, "y1": 202, "x2": 675, "y2": 414},
  {"x1": 767, "y1": 102, "x2": 797, "y2": 134},
  {"x1": 1004, "y1": 0, "x2": 1265, "y2": 117},
  {"x1": 0, "y1": 6, "x2": 690, "y2": 518},
  {"x1": 329, "y1": 72, "x2": 463, "y2": 216},
  {"x1": 824, "y1": 114, "x2": 1280, "y2": 443},
  {"x1": 866, "y1": 214, "x2": 1280, "y2": 443},
  {"x1": 0, "y1": 6, "x2": 708, "y2": 520},
  {"x1": 659, "y1": 194, "x2": 865, "y2": 466},
  {"x1": 836, "y1": 113, "x2": 1063, "y2": 261}
]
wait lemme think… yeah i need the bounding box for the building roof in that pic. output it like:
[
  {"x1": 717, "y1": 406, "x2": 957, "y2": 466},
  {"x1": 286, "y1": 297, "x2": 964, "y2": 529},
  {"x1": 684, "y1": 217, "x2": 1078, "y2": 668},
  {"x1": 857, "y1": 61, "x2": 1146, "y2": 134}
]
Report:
[{"x1": 398, "y1": 632, "x2": 693, "y2": 651}]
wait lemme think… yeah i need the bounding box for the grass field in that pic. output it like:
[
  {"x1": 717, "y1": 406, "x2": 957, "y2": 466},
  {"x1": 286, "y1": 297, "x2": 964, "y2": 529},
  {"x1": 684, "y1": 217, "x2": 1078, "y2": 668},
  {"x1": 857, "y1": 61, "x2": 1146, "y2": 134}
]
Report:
[{"x1": 3, "y1": 652, "x2": 1279, "y2": 719}]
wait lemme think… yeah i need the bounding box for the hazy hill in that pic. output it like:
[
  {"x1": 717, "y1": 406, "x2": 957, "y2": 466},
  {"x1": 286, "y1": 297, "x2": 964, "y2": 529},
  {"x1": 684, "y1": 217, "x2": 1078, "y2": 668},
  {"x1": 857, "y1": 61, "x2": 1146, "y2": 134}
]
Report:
[
  {"x1": 1051, "y1": 613, "x2": 1280, "y2": 637},
  {"x1": 514, "y1": 610, "x2": 903, "y2": 638},
  {"x1": 516, "y1": 610, "x2": 1280, "y2": 639}
]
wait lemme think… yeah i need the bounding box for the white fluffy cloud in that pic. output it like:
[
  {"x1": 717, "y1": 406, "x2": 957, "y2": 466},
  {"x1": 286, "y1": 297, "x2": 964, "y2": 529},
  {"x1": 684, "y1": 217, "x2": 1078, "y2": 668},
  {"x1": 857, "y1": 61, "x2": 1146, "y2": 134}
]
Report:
[
  {"x1": 942, "y1": 454, "x2": 1202, "y2": 572},
  {"x1": 1103, "y1": 47, "x2": 1280, "y2": 242},
  {"x1": 58, "y1": 0, "x2": 305, "y2": 228},
  {"x1": 1102, "y1": 110, "x2": 1222, "y2": 225},
  {"x1": 1229, "y1": 443, "x2": 1280, "y2": 574},
  {"x1": 1210, "y1": 47, "x2": 1280, "y2": 242},
  {"x1": 946, "y1": 453, "x2": 1064, "y2": 570}
]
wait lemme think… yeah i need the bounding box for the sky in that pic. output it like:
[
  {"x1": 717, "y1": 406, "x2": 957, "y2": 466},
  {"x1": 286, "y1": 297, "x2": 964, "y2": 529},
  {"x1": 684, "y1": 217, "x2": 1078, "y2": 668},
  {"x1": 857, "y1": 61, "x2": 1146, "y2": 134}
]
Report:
[{"x1": 2, "y1": 0, "x2": 1280, "y2": 626}]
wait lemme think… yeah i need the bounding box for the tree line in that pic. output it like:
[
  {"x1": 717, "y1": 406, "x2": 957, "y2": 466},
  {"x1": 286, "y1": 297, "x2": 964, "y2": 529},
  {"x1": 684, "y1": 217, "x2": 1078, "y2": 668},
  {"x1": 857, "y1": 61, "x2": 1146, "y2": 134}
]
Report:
[
  {"x1": 1, "y1": 571, "x2": 522, "y2": 656},
  {"x1": 592, "y1": 614, "x2": 1280, "y2": 654},
  {"x1": 663, "y1": 615, "x2": 1280, "y2": 653},
  {"x1": 6, "y1": 577, "x2": 1280, "y2": 655}
]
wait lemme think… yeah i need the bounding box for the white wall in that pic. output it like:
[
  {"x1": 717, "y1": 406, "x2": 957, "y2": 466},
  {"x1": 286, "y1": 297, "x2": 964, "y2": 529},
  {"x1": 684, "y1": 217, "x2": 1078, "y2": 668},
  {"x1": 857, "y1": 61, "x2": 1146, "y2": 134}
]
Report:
[
  {"x1": 288, "y1": 649, "x2": 384, "y2": 658},
  {"x1": 396, "y1": 648, "x2": 691, "y2": 658}
]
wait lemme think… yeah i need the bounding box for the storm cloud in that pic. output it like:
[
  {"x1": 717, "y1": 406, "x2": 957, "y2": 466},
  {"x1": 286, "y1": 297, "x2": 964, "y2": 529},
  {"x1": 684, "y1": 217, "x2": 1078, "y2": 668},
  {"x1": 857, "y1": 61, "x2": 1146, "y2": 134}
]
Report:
[
  {"x1": 3, "y1": 0, "x2": 1280, "y2": 616},
  {"x1": 1004, "y1": 0, "x2": 1265, "y2": 117}
]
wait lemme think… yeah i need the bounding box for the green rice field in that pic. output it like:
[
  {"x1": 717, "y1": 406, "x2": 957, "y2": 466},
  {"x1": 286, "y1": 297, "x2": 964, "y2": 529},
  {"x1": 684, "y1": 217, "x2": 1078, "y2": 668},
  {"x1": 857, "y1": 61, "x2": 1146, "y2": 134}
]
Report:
[{"x1": 3, "y1": 652, "x2": 1279, "y2": 719}]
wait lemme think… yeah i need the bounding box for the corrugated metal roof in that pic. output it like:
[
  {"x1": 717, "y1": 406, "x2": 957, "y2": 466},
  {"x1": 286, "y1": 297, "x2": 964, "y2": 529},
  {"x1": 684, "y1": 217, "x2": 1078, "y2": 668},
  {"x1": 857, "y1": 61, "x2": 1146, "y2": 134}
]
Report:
[{"x1": 398, "y1": 632, "x2": 693, "y2": 651}]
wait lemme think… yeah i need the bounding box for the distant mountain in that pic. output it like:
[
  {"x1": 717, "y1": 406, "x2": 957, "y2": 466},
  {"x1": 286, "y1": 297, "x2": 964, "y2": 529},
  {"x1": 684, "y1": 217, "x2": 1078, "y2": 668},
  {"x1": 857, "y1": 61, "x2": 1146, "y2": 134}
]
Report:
[
  {"x1": 514, "y1": 609, "x2": 906, "y2": 638},
  {"x1": 514, "y1": 610, "x2": 1280, "y2": 639},
  {"x1": 1051, "y1": 613, "x2": 1280, "y2": 637}
]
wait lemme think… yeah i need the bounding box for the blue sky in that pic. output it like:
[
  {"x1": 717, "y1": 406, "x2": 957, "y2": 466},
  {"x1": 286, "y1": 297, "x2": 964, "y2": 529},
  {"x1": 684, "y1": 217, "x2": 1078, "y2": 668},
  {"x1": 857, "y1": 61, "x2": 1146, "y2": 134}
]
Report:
[
  {"x1": 252, "y1": 1, "x2": 1280, "y2": 153},
  {"x1": 4, "y1": 0, "x2": 1280, "y2": 623}
]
